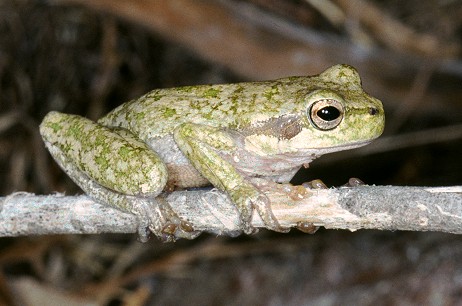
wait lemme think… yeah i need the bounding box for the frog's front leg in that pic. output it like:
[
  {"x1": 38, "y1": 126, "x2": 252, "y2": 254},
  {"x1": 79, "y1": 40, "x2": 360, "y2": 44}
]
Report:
[
  {"x1": 174, "y1": 123, "x2": 290, "y2": 234},
  {"x1": 40, "y1": 112, "x2": 200, "y2": 242}
]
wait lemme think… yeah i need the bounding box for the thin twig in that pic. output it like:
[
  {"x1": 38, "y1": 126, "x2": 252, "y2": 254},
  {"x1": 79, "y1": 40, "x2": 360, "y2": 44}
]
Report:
[{"x1": 1, "y1": 185, "x2": 461, "y2": 239}]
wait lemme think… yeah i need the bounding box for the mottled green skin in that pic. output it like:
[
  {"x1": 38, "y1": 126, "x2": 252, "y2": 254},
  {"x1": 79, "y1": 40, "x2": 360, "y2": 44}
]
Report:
[
  {"x1": 40, "y1": 64, "x2": 385, "y2": 240},
  {"x1": 40, "y1": 113, "x2": 167, "y2": 196},
  {"x1": 100, "y1": 64, "x2": 383, "y2": 145}
]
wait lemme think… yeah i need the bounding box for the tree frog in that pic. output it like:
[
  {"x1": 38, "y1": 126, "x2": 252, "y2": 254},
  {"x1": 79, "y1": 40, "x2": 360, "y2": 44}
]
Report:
[{"x1": 39, "y1": 64, "x2": 385, "y2": 241}]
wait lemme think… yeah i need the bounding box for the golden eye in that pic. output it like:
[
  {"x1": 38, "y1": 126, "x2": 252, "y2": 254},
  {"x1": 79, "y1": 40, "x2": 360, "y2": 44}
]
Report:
[{"x1": 309, "y1": 99, "x2": 344, "y2": 130}]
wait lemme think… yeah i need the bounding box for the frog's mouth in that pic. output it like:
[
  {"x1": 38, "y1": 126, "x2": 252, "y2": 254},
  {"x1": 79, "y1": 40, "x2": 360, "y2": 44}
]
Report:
[
  {"x1": 331, "y1": 138, "x2": 376, "y2": 150},
  {"x1": 286, "y1": 138, "x2": 375, "y2": 158}
]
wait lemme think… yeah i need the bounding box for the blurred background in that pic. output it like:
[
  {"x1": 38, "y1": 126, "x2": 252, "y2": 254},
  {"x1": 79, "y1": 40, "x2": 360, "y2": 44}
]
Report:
[{"x1": 1, "y1": 0, "x2": 462, "y2": 305}]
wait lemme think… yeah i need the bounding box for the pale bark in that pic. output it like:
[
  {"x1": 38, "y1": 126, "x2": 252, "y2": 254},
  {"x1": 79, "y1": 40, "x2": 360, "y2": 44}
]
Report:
[{"x1": 1, "y1": 186, "x2": 461, "y2": 239}]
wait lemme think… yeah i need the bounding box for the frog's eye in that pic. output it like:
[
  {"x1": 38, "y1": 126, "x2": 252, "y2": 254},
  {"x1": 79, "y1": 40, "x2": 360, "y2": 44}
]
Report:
[{"x1": 309, "y1": 99, "x2": 344, "y2": 130}]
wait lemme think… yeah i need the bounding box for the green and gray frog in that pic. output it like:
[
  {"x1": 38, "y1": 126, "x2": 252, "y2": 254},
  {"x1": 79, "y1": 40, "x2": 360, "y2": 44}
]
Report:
[{"x1": 40, "y1": 64, "x2": 385, "y2": 241}]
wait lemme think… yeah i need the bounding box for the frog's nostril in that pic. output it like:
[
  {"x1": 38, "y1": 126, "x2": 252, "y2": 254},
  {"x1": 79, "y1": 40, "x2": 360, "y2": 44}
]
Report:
[{"x1": 369, "y1": 107, "x2": 379, "y2": 116}]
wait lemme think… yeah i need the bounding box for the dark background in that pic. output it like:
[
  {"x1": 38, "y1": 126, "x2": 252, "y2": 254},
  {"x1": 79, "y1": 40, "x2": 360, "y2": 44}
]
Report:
[{"x1": 1, "y1": 1, "x2": 462, "y2": 305}]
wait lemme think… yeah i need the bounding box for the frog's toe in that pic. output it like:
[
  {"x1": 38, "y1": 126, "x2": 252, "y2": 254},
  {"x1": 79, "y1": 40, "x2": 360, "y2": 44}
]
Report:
[
  {"x1": 342, "y1": 177, "x2": 365, "y2": 187},
  {"x1": 263, "y1": 219, "x2": 290, "y2": 233},
  {"x1": 133, "y1": 197, "x2": 202, "y2": 242},
  {"x1": 160, "y1": 220, "x2": 202, "y2": 241},
  {"x1": 302, "y1": 179, "x2": 328, "y2": 189},
  {"x1": 136, "y1": 222, "x2": 151, "y2": 243},
  {"x1": 237, "y1": 213, "x2": 257, "y2": 235},
  {"x1": 252, "y1": 194, "x2": 290, "y2": 234},
  {"x1": 241, "y1": 224, "x2": 259, "y2": 235},
  {"x1": 296, "y1": 221, "x2": 319, "y2": 234},
  {"x1": 155, "y1": 203, "x2": 202, "y2": 241}
]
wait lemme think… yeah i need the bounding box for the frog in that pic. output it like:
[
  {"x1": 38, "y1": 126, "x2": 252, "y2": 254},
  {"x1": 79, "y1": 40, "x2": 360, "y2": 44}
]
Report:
[{"x1": 39, "y1": 64, "x2": 385, "y2": 242}]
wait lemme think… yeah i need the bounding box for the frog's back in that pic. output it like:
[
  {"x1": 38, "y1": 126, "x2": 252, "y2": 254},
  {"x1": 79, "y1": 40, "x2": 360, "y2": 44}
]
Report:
[{"x1": 98, "y1": 79, "x2": 309, "y2": 141}]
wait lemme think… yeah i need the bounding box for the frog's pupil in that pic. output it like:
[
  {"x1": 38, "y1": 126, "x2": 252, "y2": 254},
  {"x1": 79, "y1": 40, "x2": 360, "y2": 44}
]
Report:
[{"x1": 317, "y1": 106, "x2": 340, "y2": 121}]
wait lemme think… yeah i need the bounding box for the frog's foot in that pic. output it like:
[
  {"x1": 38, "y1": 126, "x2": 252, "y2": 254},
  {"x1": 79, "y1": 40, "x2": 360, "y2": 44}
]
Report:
[
  {"x1": 342, "y1": 177, "x2": 365, "y2": 187},
  {"x1": 157, "y1": 197, "x2": 202, "y2": 241},
  {"x1": 131, "y1": 197, "x2": 201, "y2": 242},
  {"x1": 232, "y1": 181, "x2": 290, "y2": 234}
]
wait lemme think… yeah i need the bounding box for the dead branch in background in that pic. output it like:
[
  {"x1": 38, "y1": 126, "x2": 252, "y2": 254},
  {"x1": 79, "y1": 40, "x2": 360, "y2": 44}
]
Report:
[{"x1": 52, "y1": 0, "x2": 462, "y2": 110}]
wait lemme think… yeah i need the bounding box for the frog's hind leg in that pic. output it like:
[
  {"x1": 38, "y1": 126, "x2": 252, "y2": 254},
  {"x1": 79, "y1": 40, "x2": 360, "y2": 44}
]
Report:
[
  {"x1": 46, "y1": 139, "x2": 200, "y2": 241},
  {"x1": 40, "y1": 112, "x2": 201, "y2": 241}
]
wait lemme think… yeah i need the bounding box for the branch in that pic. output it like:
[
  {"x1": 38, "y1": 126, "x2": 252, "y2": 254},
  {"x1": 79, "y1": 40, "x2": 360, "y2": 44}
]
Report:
[
  {"x1": 52, "y1": 0, "x2": 462, "y2": 81},
  {"x1": 1, "y1": 185, "x2": 461, "y2": 239}
]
